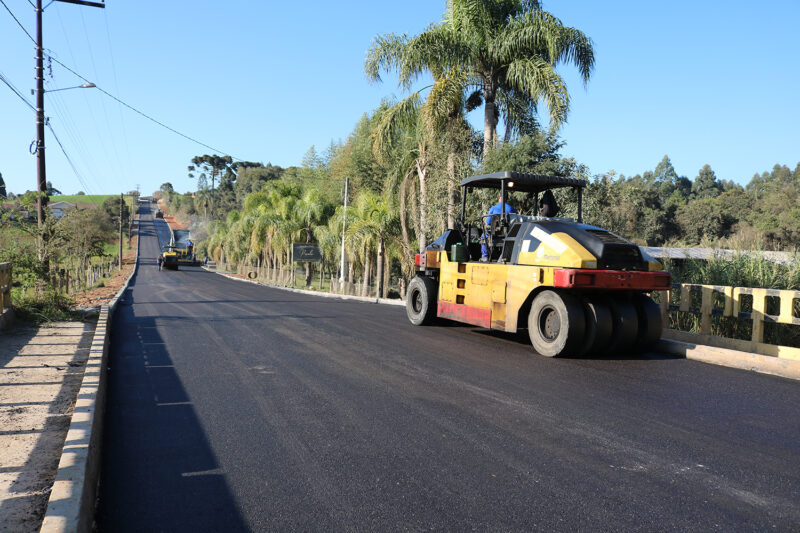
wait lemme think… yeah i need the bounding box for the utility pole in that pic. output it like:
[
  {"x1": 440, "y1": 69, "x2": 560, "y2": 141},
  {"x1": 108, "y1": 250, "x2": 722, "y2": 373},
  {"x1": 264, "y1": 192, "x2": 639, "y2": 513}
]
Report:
[
  {"x1": 118, "y1": 192, "x2": 123, "y2": 269},
  {"x1": 34, "y1": 0, "x2": 46, "y2": 260},
  {"x1": 339, "y1": 176, "x2": 348, "y2": 283},
  {"x1": 34, "y1": 0, "x2": 105, "y2": 260}
]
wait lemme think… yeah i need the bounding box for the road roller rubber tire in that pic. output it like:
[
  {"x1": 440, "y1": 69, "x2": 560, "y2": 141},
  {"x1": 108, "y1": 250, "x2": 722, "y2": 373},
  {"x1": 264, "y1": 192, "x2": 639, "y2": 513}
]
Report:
[
  {"x1": 528, "y1": 290, "x2": 586, "y2": 357},
  {"x1": 633, "y1": 293, "x2": 663, "y2": 350},
  {"x1": 406, "y1": 275, "x2": 438, "y2": 326},
  {"x1": 580, "y1": 299, "x2": 614, "y2": 356},
  {"x1": 604, "y1": 297, "x2": 639, "y2": 355}
]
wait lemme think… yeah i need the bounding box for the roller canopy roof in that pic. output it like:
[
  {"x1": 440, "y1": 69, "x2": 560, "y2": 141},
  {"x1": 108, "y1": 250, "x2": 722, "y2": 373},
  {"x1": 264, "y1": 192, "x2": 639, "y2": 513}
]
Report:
[{"x1": 460, "y1": 171, "x2": 586, "y2": 193}]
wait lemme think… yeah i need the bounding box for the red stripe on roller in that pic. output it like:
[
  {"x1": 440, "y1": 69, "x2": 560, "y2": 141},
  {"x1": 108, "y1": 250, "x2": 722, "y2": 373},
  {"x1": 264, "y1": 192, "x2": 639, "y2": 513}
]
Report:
[
  {"x1": 437, "y1": 301, "x2": 491, "y2": 328},
  {"x1": 553, "y1": 269, "x2": 671, "y2": 290}
]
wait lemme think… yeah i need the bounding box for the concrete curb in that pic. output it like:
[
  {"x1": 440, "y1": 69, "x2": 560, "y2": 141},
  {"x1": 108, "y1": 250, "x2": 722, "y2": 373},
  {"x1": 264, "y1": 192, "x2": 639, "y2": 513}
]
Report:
[
  {"x1": 41, "y1": 227, "x2": 140, "y2": 533},
  {"x1": 211, "y1": 268, "x2": 799, "y2": 381},
  {"x1": 657, "y1": 339, "x2": 800, "y2": 381},
  {"x1": 207, "y1": 268, "x2": 406, "y2": 307}
]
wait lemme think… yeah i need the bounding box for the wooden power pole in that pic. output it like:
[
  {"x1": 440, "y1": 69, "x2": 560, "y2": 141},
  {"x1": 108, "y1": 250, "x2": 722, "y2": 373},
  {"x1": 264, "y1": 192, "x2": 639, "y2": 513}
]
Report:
[
  {"x1": 34, "y1": 0, "x2": 105, "y2": 262},
  {"x1": 118, "y1": 192, "x2": 123, "y2": 269}
]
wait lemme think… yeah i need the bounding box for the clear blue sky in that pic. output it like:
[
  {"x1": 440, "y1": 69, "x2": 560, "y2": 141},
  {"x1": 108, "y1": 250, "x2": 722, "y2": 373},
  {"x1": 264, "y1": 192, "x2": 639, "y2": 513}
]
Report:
[{"x1": 1, "y1": 0, "x2": 798, "y2": 197}]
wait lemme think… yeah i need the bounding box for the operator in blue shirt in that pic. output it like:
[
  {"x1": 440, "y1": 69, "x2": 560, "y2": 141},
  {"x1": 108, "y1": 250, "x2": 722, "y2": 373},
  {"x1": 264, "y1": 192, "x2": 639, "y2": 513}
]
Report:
[{"x1": 482, "y1": 194, "x2": 517, "y2": 259}]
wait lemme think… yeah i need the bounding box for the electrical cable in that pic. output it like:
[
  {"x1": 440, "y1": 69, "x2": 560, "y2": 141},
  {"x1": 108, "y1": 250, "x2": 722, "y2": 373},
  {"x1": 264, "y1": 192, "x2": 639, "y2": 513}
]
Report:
[
  {"x1": 51, "y1": 7, "x2": 105, "y2": 191},
  {"x1": 0, "y1": 0, "x2": 35, "y2": 43},
  {"x1": 102, "y1": 7, "x2": 134, "y2": 180},
  {"x1": 47, "y1": 56, "x2": 243, "y2": 160},
  {"x1": 47, "y1": 121, "x2": 95, "y2": 194},
  {"x1": 2, "y1": 0, "x2": 245, "y2": 162},
  {"x1": 78, "y1": 7, "x2": 124, "y2": 189},
  {"x1": 46, "y1": 89, "x2": 105, "y2": 192},
  {"x1": 0, "y1": 71, "x2": 36, "y2": 111}
]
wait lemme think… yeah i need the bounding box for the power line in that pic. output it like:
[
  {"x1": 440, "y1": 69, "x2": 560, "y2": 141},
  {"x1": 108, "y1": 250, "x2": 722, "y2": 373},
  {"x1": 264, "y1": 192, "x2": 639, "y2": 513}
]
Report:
[
  {"x1": 47, "y1": 88, "x2": 105, "y2": 192},
  {"x1": 102, "y1": 7, "x2": 134, "y2": 180},
  {"x1": 78, "y1": 6, "x2": 124, "y2": 190},
  {"x1": 2, "y1": 0, "x2": 242, "y2": 161},
  {"x1": 48, "y1": 56, "x2": 243, "y2": 161},
  {"x1": 47, "y1": 121, "x2": 95, "y2": 194},
  {"x1": 0, "y1": 70, "x2": 36, "y2": 111},
  {"x1": 0, "y1": 0, "x2": 35, "y2": 43}
]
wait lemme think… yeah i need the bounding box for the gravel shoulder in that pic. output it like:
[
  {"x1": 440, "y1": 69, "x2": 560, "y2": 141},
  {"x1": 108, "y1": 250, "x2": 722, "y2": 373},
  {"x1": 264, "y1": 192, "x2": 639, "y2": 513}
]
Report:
[{"x1": 0, "y1": 321, "x2": 96, "y2": 532}]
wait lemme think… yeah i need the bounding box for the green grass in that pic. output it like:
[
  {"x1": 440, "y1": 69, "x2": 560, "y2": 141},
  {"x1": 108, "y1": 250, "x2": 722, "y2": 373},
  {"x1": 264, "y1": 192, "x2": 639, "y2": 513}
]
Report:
[
  {"x1": 51, "y1": 194, "x2": 135, "y2": 211},
  {"x1": 101, "y1": 238, "x2": 133, "y2": 258}
]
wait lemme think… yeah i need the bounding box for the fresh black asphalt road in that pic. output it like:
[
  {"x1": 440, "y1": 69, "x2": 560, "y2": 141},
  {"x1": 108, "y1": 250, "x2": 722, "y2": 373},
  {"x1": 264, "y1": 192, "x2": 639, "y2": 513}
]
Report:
[{"x1": 97, "y1": 202, "x2": 800, "y2": 531}]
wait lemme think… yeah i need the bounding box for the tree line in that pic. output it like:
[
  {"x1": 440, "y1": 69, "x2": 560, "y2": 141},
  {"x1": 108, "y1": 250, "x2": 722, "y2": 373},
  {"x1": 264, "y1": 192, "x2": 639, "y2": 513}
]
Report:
[
  {"x1": 0, "y1": 193, "x2": 134, "y2": 319},
  {"x1": 155, "y1": 0, "x2": 800, "y2": 296}
]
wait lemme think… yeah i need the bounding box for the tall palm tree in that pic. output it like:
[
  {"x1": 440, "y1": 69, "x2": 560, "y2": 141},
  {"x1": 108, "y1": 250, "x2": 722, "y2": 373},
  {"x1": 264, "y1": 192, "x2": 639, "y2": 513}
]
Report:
[
  {"x1": 366, "y1": 0, "x2": 594, "y2": 154},
  {"x1": 349, "y1": 191, "x2": 399, "y2": 298},
  {"x1": 195, "y1": 188, "x2": 213, "y2": 219},
  {"x1": 371, "y1": 95, "x2": 431, "y2": 252},
  {"x1": 294, "y1": 189, "x2": 327, "y2": 286}
]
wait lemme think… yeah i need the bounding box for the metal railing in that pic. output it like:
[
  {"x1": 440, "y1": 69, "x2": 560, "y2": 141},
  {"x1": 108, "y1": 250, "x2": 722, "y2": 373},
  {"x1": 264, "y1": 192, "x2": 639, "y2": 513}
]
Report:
[
  {"x1": 656, "y1": 283, "x2": 800, "y2": 361},
  {"x1": 0, "y1": 262, "x2": 11, "y2": 313}
]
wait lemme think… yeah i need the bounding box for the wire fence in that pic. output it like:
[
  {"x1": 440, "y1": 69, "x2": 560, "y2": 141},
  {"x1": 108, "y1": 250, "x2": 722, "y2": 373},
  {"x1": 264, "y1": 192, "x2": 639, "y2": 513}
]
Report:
[{"x1": 50, "y1": 260, "x2": 116, "y2": 295}]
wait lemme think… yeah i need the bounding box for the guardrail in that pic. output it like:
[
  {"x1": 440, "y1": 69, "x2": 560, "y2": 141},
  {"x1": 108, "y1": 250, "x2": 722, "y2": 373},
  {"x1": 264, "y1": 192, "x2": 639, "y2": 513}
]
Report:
[{"x1": 656, "y1": 283, "x2": 800, "y2": 361}]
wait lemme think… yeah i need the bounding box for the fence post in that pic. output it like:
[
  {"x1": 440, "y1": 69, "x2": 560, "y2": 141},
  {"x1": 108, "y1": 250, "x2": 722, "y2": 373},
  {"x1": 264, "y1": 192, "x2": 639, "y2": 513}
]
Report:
[
  {"x1": 0, "y1": 263, "x2": 11, "y2": 311},
  {"x1": 658, "y1": 289, "x2": 669, "y2": 327},
  {"x1": 679, "y1": 285, "x2": 691, "y2": 312},
  {"x1": 751, "y1": 288, "x2": 767, "y2": 343},
  {"x1": 700, "y1": 286, "x2": 713, "y2": 335}
]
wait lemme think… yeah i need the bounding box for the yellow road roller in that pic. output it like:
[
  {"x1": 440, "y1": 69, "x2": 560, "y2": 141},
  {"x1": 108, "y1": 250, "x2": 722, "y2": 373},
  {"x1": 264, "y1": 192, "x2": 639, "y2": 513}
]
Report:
[
  {"x1": 406, "y1": 171, "x2": 671, "y2": 357},
  {"x1": 161, "y1": 245, "x2": 179, "y2": 271}
]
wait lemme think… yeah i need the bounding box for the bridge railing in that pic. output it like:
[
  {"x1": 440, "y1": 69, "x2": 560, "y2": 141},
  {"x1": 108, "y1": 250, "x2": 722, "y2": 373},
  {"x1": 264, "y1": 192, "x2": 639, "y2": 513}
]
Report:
[
  {"x1": 0, "y1": 262, "x2": 11, "y2": 319},
  {"x1": 655, "y1": 283, "x2": 800, "y2": 361}
]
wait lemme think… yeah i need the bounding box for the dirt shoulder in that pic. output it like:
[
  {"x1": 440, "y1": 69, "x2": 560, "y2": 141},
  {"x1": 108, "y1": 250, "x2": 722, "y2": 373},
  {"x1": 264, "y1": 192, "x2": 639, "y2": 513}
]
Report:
[{"x1": 0, "y1": 320, "x2": 96, "y2": 532}]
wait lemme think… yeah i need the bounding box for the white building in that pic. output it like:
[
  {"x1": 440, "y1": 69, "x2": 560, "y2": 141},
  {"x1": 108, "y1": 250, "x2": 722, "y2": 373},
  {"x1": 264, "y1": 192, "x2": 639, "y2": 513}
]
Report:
[{"x1": 47, "y1": 201, "x2": 77, "y2": 219}]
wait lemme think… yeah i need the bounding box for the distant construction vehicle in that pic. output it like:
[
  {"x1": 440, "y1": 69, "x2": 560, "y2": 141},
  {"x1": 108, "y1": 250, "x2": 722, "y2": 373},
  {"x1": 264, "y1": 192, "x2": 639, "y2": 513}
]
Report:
[
  {"x1": 172, "y1": 232, "x2": 198, "y2": 265},
  {"x1": 160, "y1": 245, "x2": 179, "y2": 271},
  {"x1": 407, "y1": 171, "x2": 671, "y2": 357}
]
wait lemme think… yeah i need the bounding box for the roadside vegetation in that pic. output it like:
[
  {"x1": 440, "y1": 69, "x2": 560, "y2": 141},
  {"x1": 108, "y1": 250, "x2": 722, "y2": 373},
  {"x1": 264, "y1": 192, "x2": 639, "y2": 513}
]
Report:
[{"x1": 0, "y1": 191, "x2": 136, "y2": 322}]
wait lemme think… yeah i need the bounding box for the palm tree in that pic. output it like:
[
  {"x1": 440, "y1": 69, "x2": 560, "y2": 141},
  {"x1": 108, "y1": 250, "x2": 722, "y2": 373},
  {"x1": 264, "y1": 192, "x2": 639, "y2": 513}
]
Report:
[
  {"x1": 366, "y1": 0, "x2": 594, "y2": 154},
  {"x1": 294, "y1": 188, "x2": 327, "y2": 286},
  {"x1": 349, "y1": 191, "x2": 399, "y2": 298},
  {"x1": 195, "y1": 188, "x2": 213, "y2": 219},
  {"x1": 371, "y1": 95, "x2": 432, "y2": 253}
]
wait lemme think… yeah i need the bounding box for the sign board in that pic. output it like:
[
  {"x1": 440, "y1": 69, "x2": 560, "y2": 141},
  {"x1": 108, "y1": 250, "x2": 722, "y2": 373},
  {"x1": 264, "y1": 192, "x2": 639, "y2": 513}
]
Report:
[{"x1": 292, "y1": 243, "x2": 322, "y2": 262}]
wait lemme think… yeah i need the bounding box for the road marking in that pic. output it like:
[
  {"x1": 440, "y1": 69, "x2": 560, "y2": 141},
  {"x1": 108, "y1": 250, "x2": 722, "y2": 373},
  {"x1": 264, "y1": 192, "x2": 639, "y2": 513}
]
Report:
[{"x1": 181, "y1": 468, "x2": 223, "y2": 477}]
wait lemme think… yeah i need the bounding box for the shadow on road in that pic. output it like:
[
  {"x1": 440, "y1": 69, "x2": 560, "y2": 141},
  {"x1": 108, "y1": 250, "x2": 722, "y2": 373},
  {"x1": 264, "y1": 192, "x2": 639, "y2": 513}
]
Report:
[
  {"x1": 95, "y1": 301, "x2": 248, "y2": 532},
  {"x1": 468, "y1": 327, "x2": 682, "y2": 361}
]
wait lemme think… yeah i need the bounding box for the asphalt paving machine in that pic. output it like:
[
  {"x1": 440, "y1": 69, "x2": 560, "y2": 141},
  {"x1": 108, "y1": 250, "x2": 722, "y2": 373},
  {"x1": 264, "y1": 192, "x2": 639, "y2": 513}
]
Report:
[{"x1": 407, "y1": 171, "x2": 671, "y2": 357}]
